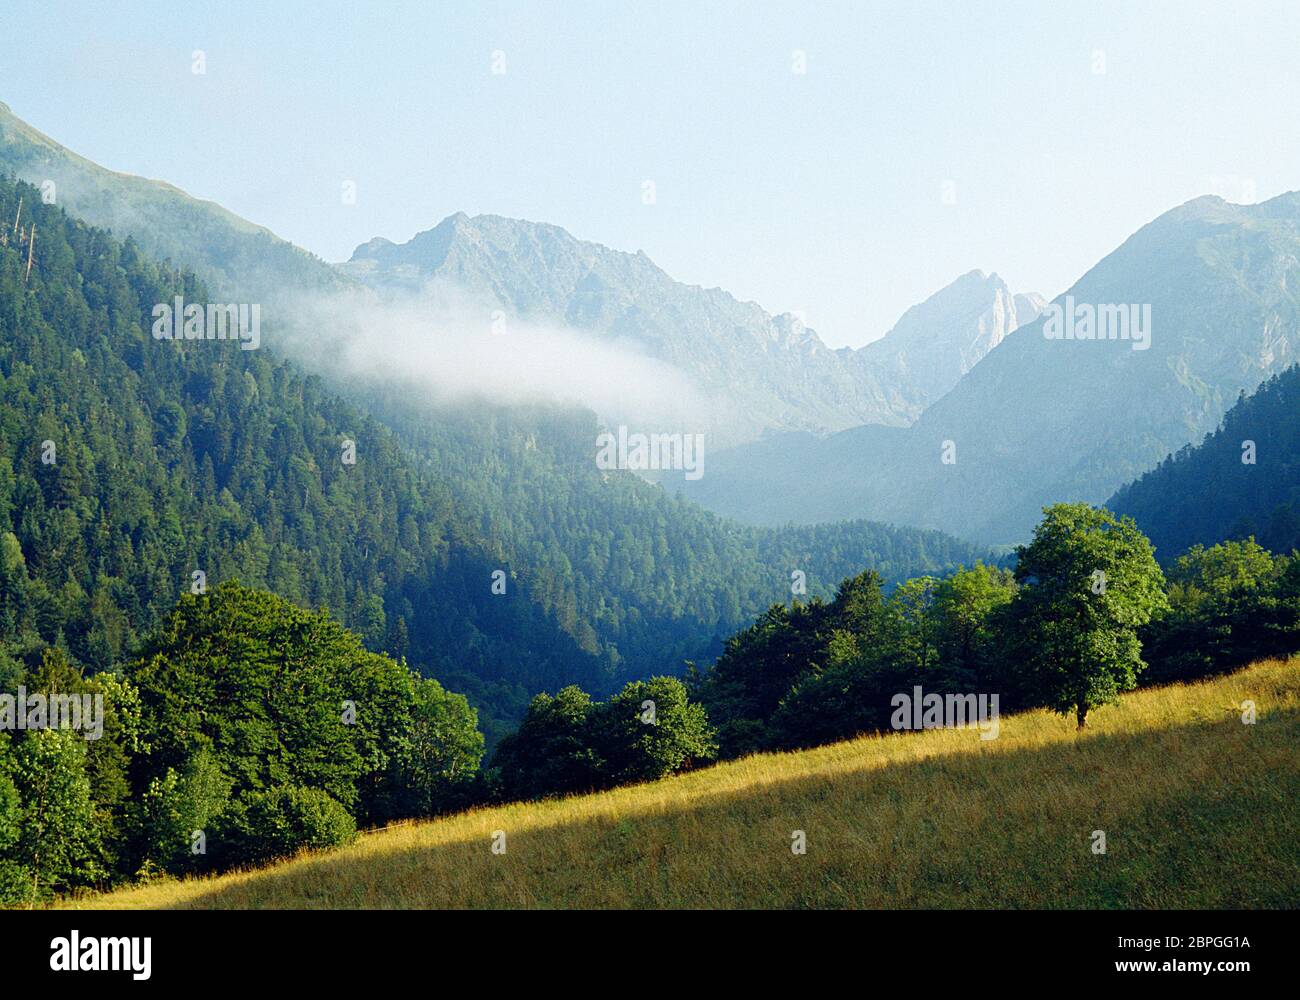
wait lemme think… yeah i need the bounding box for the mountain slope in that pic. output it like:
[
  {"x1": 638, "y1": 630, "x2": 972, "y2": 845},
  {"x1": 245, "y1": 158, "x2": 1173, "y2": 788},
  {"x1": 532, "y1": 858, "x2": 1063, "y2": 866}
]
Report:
[
  {"x1": 1, "y1": 102, "x2": 1042, "y2": 454},
  {"x1": 681, "y1": 193, "x2": 1300, "y2": 545},
  {"x1": 64, "y1": 657, "x2": 1300, "y2": 909},
  {"x1": 341, "y1": 213, "x2": 1040, "y2": 443},
  {"x1": 0, "y1": 177, "x2": 608, "y2": 735},
  {"x1": 0, "y1": 100, "x2": 348, "y2": 302},
  {"x1": 1109, "y1": 363, "x2": 1300, "y2": 558}
]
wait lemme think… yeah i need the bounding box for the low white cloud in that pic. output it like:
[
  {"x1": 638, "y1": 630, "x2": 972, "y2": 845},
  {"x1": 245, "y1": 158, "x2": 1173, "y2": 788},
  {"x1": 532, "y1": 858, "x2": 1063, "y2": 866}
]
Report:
[{"x1": 276, "y1": 283, "x2": 718, "y2": 432}]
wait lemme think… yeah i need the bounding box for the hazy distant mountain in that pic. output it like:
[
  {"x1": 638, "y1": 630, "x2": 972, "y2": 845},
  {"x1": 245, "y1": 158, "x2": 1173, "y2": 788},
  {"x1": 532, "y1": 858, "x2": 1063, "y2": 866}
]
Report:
[
  {"x1": 858, "y1": 269, "x2": 1043, "y2": 405},
  {"x1": 679, "y1": 193, "x2": 1300, "y2": 545},
  {"x1": 342, "y1": 212, "x2": 888, "y2": 442},
  {"x1": 341, "y1": 213, "x2": 1040, "y2": 443}
]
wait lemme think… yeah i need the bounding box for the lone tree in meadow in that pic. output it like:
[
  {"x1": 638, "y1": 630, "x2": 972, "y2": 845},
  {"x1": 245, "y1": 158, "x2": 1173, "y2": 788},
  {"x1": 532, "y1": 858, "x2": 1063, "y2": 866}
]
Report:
[{"x1": 1011, "y1": 504, "x2": 1168, "y2": 728}]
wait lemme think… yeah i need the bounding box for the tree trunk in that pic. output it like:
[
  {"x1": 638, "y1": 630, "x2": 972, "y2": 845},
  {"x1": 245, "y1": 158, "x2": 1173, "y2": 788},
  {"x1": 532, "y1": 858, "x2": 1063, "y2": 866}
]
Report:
[{"x1": 1076, "y1": 703, "x2": 1088, "y2": 730}]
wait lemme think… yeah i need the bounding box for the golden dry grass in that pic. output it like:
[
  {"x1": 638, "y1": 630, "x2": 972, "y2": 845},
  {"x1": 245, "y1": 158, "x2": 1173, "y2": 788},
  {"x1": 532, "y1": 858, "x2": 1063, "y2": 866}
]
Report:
[{"x1": 59, "y1": 657, "x2": 1300, "y2": 909}]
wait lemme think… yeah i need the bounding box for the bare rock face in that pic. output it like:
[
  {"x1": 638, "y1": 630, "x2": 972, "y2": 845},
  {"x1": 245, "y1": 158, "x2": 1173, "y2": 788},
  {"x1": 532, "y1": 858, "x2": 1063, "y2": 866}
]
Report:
[{"x1": 856, "y1": 269, "x2": 1044, "y2": 407}]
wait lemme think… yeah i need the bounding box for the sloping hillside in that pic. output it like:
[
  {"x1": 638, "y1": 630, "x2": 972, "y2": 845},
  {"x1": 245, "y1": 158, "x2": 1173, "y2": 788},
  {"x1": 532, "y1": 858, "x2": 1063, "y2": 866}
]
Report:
[
  {"x1": 64, "y1": 657, "x2": 1299, "y2": 909},
  {"x1": 0, "y1": 100, "x2": 348, "y2": 303},
  {"x1": 1109, "y1": 364, "x2": 1300, "y2": 559}
]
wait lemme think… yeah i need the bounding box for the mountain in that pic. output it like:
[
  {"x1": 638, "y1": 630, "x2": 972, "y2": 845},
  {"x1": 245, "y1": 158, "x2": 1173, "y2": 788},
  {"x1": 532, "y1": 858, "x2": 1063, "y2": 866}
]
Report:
[
  {"x1": 0, "y1": 175, "x2": 993, "y2": 744},
  {"x1": 857, "y1": 269, "x2": 1043, "y2": 406},
  {"x1": 341, "y1": 213, "x2": 1040, "y2": 443},
  {"x1": 0, "y1": 100, "x2": 348, "y2": 302},
  {"x1": 1, "y1": 101, "x2": 1039, "y2": 448},
  {"x1": 679, "y1": 193, "x2": 1300, "y2": 545},
  {"x1": 1109, "y1": 363, "x2": 1300, "y2": 559},
  {"x1": 341, "y1": 212, "x2": 883, "y2": 443}
]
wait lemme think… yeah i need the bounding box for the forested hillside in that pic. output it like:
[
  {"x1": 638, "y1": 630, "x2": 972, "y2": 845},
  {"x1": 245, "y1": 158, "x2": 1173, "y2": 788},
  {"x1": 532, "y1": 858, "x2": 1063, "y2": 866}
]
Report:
[
  {"x1": 690, "y1": 509, "x2": 1299, "y2": 763},
  {"x1": 0, "y1": 101, "x2": 347, "y2": 304},
  {"x1": 1109, "y1": 364, "x2": 1300, "y2": 559},
  {"x1": 0, "y1": 176, "x2": 988, "y2": 739},
  {"x1": 0, "y1": 178, "x2": 601, "y2": 732}
]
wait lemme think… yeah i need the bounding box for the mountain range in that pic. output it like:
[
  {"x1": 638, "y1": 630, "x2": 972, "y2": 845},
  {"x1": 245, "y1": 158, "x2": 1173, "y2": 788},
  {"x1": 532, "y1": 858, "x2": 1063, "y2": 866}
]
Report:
[
  {"x1": 0, "y1": 101, "x2": 1049, "y2": 451},
  {"x1": 677, "y1": 193, "x2": 1300, "y2": 545},
  {"x1": 339, "y1": 211, "x2": 1043, "y2": 443},
  {"x1": 4, "y1": 97, "x2": 1295, "y2": 565}
]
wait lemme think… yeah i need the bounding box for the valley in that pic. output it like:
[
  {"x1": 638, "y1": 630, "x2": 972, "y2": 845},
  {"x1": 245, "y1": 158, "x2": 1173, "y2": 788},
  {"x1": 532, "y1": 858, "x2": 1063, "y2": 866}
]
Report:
[{"x1": 0, "y1": 64, "x2": 1296, "y2": 919}]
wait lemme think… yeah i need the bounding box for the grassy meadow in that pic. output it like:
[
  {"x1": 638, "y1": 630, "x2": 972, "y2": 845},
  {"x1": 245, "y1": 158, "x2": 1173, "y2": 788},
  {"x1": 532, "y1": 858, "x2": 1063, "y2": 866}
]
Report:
[{"x1": 58, "y1": 657, "x2": 1300, "y2": 910}]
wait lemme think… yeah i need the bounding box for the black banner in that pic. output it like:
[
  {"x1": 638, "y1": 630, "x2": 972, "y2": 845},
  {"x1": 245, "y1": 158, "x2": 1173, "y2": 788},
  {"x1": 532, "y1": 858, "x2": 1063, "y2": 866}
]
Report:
[{"x1": 0, "y1": 909, "x2": 1282, "y2": 986}]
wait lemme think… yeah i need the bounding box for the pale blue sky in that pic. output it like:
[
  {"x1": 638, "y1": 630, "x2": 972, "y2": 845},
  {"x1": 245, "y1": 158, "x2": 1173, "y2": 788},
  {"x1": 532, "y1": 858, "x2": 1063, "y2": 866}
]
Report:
[{"x1": 4, "y1": 0, "x2": 1298, "y2": 346}]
